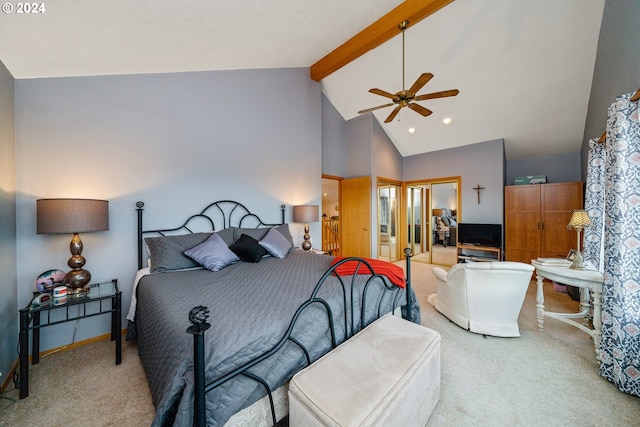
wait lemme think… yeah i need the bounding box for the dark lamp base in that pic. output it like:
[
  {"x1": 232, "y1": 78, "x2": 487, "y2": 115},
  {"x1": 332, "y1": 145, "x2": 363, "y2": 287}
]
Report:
[{"x1": 66, "y1": 268, "x2": 91, "y2": 290}]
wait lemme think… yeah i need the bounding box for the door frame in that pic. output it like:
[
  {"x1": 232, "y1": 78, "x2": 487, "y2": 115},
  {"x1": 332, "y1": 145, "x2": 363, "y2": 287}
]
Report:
[
  {"x1": 376, "y1": 177, "x2": 403, "y2": 261},
  {"x1": 404, "y1": 176, "x2": 462, "y2": 264},
  {"x1": 321, "y1": 174, "x2": 342, "y2": 256}
]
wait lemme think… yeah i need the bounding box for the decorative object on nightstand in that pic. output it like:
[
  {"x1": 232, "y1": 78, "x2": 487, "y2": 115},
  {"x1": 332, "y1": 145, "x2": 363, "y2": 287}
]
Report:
[
  {"x1": 567, "y1": 209, "x2": 591, "y2": 270},
  {"x1": 36, "y1": 198, "x2": 109, "y2": 293},
  {"x1": 293, "y1": 205, "x2": 319, "y2": 251},
  {"x1": 34, "y1": 269, "x2": 66, "y2": 293}
]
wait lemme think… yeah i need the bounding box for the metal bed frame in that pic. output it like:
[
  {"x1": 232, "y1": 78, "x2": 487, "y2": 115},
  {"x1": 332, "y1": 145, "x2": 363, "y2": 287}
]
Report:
[{"x1": 135, "y1": 200, "x2": 414, "y2": 427}]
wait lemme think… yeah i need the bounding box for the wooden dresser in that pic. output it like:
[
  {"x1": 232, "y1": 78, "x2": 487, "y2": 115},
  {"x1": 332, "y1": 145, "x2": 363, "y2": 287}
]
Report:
[{"x1": 504, "y1": 182, "x2": 584, "y2": 264}]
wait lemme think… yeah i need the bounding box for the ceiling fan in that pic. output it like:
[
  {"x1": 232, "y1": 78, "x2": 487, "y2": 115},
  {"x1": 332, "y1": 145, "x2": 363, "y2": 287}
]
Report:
[{"x1": 358, "y1": 20, "x2": 459, "y2": 123}]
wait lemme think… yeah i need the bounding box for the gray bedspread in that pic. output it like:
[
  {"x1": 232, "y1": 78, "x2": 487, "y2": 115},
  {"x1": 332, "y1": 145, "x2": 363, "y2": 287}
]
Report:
[{"x1": 133, "y1": 251, "x2": 419, "y2": 427}]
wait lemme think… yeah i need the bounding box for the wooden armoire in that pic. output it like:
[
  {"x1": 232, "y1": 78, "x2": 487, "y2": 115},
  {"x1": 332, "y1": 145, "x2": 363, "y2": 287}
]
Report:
[{"x1": 504, "y1": 182, "x2": 584, "y2": 264}]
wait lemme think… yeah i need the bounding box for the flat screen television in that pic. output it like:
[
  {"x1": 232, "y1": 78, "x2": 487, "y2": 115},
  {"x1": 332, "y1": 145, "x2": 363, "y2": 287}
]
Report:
[{"x1": 457, "y1": 223, "x2": 502, "y2": 248}]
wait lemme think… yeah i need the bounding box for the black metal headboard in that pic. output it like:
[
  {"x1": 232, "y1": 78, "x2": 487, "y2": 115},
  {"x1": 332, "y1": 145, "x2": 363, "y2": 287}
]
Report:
[{"x1": 136, "y1": 200, "x2": 286, "y2": 269}]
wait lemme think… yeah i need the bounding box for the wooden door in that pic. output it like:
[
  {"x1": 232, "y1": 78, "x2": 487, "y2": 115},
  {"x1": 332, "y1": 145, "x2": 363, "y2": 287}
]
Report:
[
  {"x1": 505, "y1": 185, "x2": 541, "y2": 263},
  {"x1": 540, "y1": 182, "x2": 584, "y2": 258},
  {"x1": 341, "y1": 176, "x2": 371, "y2": 258}
]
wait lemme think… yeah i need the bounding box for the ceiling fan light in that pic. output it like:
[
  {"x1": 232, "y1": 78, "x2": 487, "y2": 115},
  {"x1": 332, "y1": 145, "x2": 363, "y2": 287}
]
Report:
[{"x1": 442, "y1": 117, "x2": 452, "y2": 125}]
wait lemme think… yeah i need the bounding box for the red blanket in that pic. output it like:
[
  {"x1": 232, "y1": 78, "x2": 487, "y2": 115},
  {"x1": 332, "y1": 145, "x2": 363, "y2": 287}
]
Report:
[{"x1": 330, "y1": 257, "x2": 406, "y2": 288}]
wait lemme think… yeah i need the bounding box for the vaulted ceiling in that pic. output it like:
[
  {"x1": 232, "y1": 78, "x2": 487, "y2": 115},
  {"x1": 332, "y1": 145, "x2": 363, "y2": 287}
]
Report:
[{"x1": 0, "y1": 0, "x2": 605, "y2": 160}]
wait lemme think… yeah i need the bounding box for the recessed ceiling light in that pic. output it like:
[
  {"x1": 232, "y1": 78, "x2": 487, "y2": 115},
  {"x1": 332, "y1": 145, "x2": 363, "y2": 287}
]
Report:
[
  {"x1": 408, "y1": 127, "x2": 416, "y2": 134},
  {"x1": 442, "y1": 117, "x2": 452, "y2": 125}
]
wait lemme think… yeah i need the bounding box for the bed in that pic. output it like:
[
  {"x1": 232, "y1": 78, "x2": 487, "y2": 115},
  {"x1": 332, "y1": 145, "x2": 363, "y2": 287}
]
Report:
[{"x1": 127, "y1": 200, "x2": 420, "y2": 427}]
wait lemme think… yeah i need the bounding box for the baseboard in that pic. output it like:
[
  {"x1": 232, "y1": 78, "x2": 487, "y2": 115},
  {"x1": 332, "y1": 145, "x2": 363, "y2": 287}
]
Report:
[
  {"x1": 0, "y1": 359, "x2": 19, "y2": 393},
  {"x1": 1, "y1": 329, "x2": 127, "y2": 393}
]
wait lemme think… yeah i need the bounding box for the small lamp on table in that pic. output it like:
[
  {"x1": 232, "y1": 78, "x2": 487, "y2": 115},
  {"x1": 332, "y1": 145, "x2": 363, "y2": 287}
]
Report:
[
  {"x1": 37, "y1": 198, "x2": 109, "y2": 293},
  {"x1": 567, "y1": 209, "x2": 591, "y2": 270},
  {"x1": 292, "y1": 205, "x2": 319, "y2": 251}
]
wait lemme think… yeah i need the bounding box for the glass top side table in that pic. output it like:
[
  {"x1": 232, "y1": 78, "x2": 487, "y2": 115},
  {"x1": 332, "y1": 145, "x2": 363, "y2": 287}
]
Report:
[{"x1": 18, "y1": 279, "x2": 121, "y2": 399}]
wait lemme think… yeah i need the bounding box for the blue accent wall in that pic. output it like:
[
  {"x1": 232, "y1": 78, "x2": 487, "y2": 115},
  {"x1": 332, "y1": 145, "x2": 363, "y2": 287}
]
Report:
[
  {"x1": 581, "y1": 0, "x2": 640, "y2": 176},
  {"x1": 506, "y1": 151, "x2": 582, "y2": 185},
  {"x1": 13, "y1": 68, "x2": 321, "y2": 352},
  {"x1": 0, "y1": 59, "x2": 17, "y2": 381}
]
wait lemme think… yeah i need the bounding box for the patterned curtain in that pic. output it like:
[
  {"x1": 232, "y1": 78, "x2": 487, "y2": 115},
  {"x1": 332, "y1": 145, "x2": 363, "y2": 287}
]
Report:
[
  {"x1": 587, "y1": 91, "x2": 640, "y2": 397},
  {"x1": 583, "y1": 139, "x2": 605, "y2": 271}
]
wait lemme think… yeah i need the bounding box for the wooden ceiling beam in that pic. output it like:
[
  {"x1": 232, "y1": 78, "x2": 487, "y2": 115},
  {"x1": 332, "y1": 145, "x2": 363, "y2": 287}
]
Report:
[{"x1": 310, "y1": 0, "x2": 455, "y2": 82}]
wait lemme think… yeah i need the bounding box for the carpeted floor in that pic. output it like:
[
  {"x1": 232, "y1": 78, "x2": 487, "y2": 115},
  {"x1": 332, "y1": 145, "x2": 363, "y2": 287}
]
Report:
[{"x1": 1, "y1": 261, "x2": 638, "y2": 426}]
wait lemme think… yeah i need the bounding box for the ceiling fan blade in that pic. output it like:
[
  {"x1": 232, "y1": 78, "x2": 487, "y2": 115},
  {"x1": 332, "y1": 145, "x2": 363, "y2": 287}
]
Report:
[
  {"x1": 408, "y1": 102, "x2": 433, "y2": 117},
  {"x1": 384, "y1": 106, "x2": 402, "y2": 123},
  {"x1": 358, "y1": 102, "x2": 395, "y2": 114},
  {"x1": 413, "y1": 89, "x2": 460, "y2": 102},
  {"x1": 369, "y1": 88, "x2": 398, "y2": 100},
  {"x1": 408, "y1": 73, "x2": 433, "y2": 96}
]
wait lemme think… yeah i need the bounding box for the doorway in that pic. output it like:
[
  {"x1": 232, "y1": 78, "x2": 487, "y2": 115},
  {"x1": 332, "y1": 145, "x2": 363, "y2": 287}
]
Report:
[
  {"x1": 321, "y1": 176, "x2": 341, "y2": 256},
  {"x1": 377, "y1": 179, "x2": 401, "y2": 262},
  {"x1": 406, "y1": 177, "x2": 461, "y2": 266}
]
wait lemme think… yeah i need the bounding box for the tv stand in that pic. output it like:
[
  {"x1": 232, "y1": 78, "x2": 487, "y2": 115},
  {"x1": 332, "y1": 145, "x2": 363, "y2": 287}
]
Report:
[{"x1": 457, "y1": 244, "x2": 502, "y2": 262}]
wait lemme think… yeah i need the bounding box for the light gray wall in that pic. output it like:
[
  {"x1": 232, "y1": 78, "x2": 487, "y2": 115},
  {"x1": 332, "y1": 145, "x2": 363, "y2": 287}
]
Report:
[
  {"x1": 506, "y1": 151, "x2": 582, "y2": 185},
  {"x1": 372, "y1": 118, "x2": 402, "y2": 182},
  {"x1": 0, "y1": 60, "x2": 17, "y2": 379},
  {"x1": 403, "y1": 139, "x2": 505, "y2": 225},
  {"x1": 581, "y1": 0, "x2": 640, "y2": 177},
  {"x1": 14, "y1": 68, "x2": 322, "y2": 352},
  {"x1": 321, "y1": 93, "x2": 347, "y2": 178},
  {"x1": 345, "y1": 115, "x2": 373, "y2": 178}
]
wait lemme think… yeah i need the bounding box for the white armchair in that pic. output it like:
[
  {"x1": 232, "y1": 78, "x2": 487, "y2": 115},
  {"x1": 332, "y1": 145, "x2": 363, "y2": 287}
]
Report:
[{"x1": 432, "y1": 261, "x2": 535, "y2": 337}]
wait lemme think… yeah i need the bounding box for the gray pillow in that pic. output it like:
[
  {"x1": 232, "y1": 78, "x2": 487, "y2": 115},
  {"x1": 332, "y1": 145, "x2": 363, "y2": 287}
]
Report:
[
  {"x1": 233, "y1": 227, "x2": 268, "y2": 242},
  {"x1": 145, "y1": 233, "x2": 211, "y2": 273},
  {"x1": 233, "y1": 224, "x2": 295, "y2": 248},
  {"x1": 215, "y1": 227, "x2": 236, "y2": 246},
  {"x1": 145, "y1": 229, "x2": 236, "y2": 273},
  {"x1": 259, "y1": 228, "x2": 292, "y2": 258},
  {"x1": 183, "y1": 233, "x2": 239, "y2": 271}
]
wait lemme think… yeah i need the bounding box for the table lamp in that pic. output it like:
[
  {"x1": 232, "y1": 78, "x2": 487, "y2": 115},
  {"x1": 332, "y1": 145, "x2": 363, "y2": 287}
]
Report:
[
  {"x1": 37, "y1": 198, "x2": 109, "y2": 293},
  {"x1": 567, "y1": 209, "x2": 591, "y2": 270},
  {"x1": 292, "y1": 205, "x2": 319, "y2": 251}
]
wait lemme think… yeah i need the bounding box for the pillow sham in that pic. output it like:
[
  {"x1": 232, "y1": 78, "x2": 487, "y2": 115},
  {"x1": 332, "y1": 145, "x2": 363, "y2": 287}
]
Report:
[
  {"x1": 448, "y1": 218, "x2": 458, "y2": 227},
  {"x1": 229, "y1": 234, "x2": 268, "y2": 263},
  {"x1": 440, "y1": 217, "x2": 451, "y2": 227},
  {"x1": 145, "y1": 228, "x2": 236, "y2": 273},
  {"x1": 183, "y1": 233, "x2": 239, "y2": 272},
  {"x1": 145, "y1": 233, "x2": 212, "y2": 273},
  {"x1": 259, "y1": 227, "x2": 292, "y2": 259},
  {"x1": 214, "y1": 227, "x2": 236, "y2": 246},
  {"x1": 233, "y1": 224, "x2": 295, "y2": 248}
]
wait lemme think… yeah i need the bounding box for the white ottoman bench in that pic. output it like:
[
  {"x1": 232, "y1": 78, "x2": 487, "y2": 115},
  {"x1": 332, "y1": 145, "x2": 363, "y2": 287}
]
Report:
[{"x1": 288, "y1": 315, "x2": 441, "y2": 427}]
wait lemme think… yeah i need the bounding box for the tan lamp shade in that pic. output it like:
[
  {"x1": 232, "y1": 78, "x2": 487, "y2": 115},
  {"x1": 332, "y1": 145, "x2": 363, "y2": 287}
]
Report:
[
  {"x1": 292, "y1": 205, "x2": 320, "y2": 223},
  {"x1": 567, "y1": 209, "x2": 591, "y2": 229},
  {"x1": 292, "y1": 205, "x2": 319, "y2": 251},
  {"x1": 36, "y1": 198, "x2": 109, "y2": 291}
]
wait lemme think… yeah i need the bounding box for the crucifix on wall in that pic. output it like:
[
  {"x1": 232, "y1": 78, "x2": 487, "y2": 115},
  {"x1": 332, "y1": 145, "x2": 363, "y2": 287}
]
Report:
[{"x1": 473, "y1": 185, "x2": 485, "y2": 204}]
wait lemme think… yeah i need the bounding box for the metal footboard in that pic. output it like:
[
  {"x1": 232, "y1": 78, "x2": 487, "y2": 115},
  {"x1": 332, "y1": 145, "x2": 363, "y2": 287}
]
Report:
[{"x1": 187, "y1": 248, "x2": 414, "y2": 427}]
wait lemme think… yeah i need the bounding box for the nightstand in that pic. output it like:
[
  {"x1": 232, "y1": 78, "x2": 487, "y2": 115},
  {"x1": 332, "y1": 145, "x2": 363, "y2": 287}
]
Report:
[{"x1": 18, "y1": 279, "x2": 121, "y2": 399}]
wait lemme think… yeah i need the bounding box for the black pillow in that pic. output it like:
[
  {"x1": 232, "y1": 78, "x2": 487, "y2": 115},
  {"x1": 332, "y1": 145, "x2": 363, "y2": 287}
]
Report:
[{"x1": 229, "y1": 234, "x2": 268, "y2": 263}]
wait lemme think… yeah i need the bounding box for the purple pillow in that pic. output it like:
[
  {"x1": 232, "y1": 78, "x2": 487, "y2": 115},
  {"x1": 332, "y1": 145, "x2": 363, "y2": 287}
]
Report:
[
  {"x1": 259, "y1": 228, "x2": 292, "y2": 258},
  {"x1": 183, "y1": 233, "x2": 239, "y2": 271}
]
